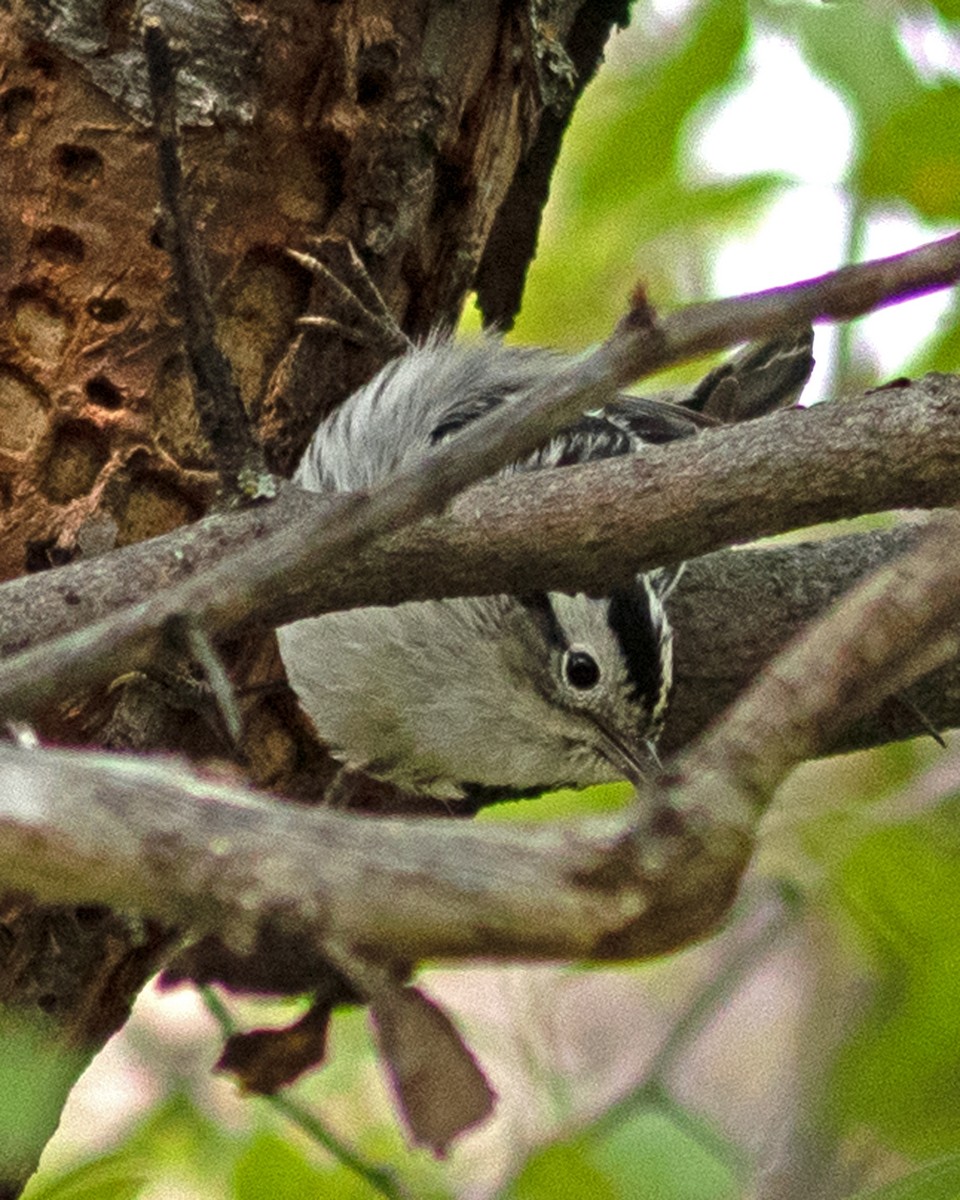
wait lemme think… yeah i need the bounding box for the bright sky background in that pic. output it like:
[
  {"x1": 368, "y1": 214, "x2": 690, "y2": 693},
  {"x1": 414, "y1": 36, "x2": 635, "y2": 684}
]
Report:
[
  {"x1": 685, "y1": 9, "x2": 957, "y2": 403},
  {"x1": 604, "y1": 0, "x2": 960, "y2": 408}
]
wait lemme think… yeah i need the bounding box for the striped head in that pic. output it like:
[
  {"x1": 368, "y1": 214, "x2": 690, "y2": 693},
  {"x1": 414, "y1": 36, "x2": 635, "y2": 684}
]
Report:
[
  {"x1": 277, "y1": 573, "x2": 676, "y2": 802},
  {"x1": 500, "y1": 575, "x2": 675, "y2": 796}
]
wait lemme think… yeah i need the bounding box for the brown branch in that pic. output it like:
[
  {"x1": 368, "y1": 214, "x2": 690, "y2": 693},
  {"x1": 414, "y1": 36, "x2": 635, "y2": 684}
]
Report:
[
  {"x1": 667, "y1": 510, "x2": 960, "y2": 834},
  {"x1": 663, "y1": 523, "x2": 960, "y2": 757},
  {"x1": 0, "y1": 517, "x2": 958, "y2": 978},
  {"x1": 446, "y1": 229, "x2": 960, "y2": 499},
  {"x1": 1, "y1": 374, "x2": 959, "y2": 719},
  {"x1": 0, "y1": 516, "x2": 955, "y2": 973},
  {"x1": 0, "y1": 740, "x2": 744, "y2": 965}
]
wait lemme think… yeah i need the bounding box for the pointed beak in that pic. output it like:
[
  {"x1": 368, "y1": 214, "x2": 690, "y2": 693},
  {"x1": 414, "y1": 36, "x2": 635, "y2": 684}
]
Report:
[{"x1": 595, "y1": 725, "x2": 662, "y2": 786}]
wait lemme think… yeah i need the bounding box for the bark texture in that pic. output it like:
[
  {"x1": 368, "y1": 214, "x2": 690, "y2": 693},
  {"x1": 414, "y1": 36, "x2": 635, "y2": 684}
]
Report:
[{"x1": 0, "y1": 2, "x2": 626, "y2": 1185}]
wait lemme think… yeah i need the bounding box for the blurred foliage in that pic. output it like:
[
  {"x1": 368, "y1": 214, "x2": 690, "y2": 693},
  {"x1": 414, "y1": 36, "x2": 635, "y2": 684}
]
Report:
[
  {"x1": 832, "y1": 811, "x2": 960, "y2": 1158},
  {"x1": 515, "y1": 0, "x2": 784, "y2": 352},
  {"x1": 848, "y1": 1153, "x2": 960, "y2": 1199},
  {"x1": 24, "y1": 1, "x2": 960, "y2": 1198},
  {"x1": 21, "y1": 1154, "x2": 147, "y2": 1200},
  {"x1": 0, "y1": 1011, "x2": 89, "y2": 1183},
  {"x1": 503, "y1": 1107, "x2": 739, "y2": 1200}
]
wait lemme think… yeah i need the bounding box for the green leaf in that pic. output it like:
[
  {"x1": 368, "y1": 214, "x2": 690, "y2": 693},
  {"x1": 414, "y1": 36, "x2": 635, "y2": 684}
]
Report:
[
  {"x1": 914, "y1": 294, "x2": 960, "y2": 373},
  {"x1": 844, "y1": 1152, "x2": 960, "y2": 1200},
  {"x1": 637, "y1": 174, "x2": 784, "y2": 241},
  {"x1": 22, "y1": 1154, "x2": 146, "y2": 1200},
  {"x1": 572, "y1": 0, "x2": 749, "y2": 201},
  {"x1": 928, "y1": 2, "x2": 960, "y2": 22},
  {"x1": 517, "y1": 172, "x2": 781, "y2": 347},
  {"x1": 858, "y1": 83, "x2": 960, "y2": 219},
  {"x1": 514, "y1": 0, "x2": 762, "y2": 347},
  {"x1": 503, "y1": 1138, "x2": 619, "y2": 1200},
  {"x1": 832, "y1": 817, "x2": 960, "y2": 1155},
  {"x1": 231, "y1": 1132, "x2": 374, "y2": 1200},
  {"x1": 786, "y1": 1, "x2": 923, "y2": 145},
  {"x1": 0, "y1": 1010, "x2": 88, "y2": 1181},
  {"x1": 477, "y1": 780, "x2": 634, "y2": 822},
  {"x1": 119, "y1": 1092, "x2": 239, "y2": 1182},
  {"x1": 840, "y1": 821, "x2": 960, "y2": 955},
  {"x1": 502, "y1": 1107, "x2": 737, "y2": 1200}
]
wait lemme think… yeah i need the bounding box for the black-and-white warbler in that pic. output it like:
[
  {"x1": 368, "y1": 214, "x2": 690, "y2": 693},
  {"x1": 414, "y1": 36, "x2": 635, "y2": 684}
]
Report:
[{"x1": 276, "y1": 330, "x2": 813, "y2": 803}]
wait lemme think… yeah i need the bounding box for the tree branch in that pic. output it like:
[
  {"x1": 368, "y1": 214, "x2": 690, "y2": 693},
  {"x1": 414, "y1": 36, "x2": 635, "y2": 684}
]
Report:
[
  {"x1": 1, "y1": 373, "x2": 958, "y2": 719},
  {"x1": 0, "y1": 517, "x2": 957, "y2": 979},
  {"x1": 0, "y1": 517, "x2": 956, "y2": 974},
  {"x1": 0, "y1": 740, "x2": 741, "y2": 965},
  {"x1": 663, "y1": 524, "x2": 960, "y2": 757},
  {"x1": 668, "y1": 511, "x2": 960, "y2": 835}
]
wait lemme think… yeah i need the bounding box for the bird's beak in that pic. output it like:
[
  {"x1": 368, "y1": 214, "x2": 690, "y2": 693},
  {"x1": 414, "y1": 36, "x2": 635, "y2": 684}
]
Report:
[{"x1": 596, "y1": 725, "x2": 662, "y2": 786}]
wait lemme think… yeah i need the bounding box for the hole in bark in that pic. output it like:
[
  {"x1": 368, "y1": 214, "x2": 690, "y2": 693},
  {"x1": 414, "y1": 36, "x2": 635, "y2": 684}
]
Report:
[
  {"x1": 309, "y1": 132, "x2": 346, "y2": 213},
  {"x1": 41, "y1": 420, "x2": 110, "y2": 503},
  {"x1": 36, "y1": 993, "x2": 58, "y2": 1014},
  {"x1": 25, "y1": 538, "x2": 74, "y2": 573},
  {"x1": 9, "y1": 284, "x2": 71, "y2": 360},
  {"x1": 218, "y1": 245, "x2": 313, "y2": 411},
  {"x1": 356, "y1": 43, "x2": 398, "y2": 106},
  {"x1": 112, "y1": 474, "x2": 200, "y2": 545},
  {"x1": 0, "y1": 87, "x2": 35, "y2": 136},
  {"x1": 31, "y1": 225, "x2": 85, "y2": 265},
  {"x1": 75, "y1": 905, "x2": 110, "y2": 928},
  {"x1": 85, "y1": 375, "x2": 125, "y2": 409},
  {"x1": 151, "y1": 354, "x2": 212, "y2": 468},
  {"x1": 432, "y1": 157, "x2": 472, "y2": 223},
  {"x1": 52, "y1": 143, "x2": 104, "y2": 184},
  {"x1": 86, "y1": 295, "x2": 130, "y2": 324},
  {"x1": 24, "y1": 44, "x2": 59, "y2": 78}
]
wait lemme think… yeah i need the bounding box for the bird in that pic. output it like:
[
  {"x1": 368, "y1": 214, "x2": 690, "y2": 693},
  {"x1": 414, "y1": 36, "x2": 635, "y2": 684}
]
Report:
[{"x1": 276, "y1": 328, "x2": 814, "y2": 805}]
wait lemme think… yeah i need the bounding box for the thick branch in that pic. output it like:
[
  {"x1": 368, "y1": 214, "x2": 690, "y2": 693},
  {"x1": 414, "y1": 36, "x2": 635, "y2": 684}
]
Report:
[
  {"x1": 663, "y1": 524, "x2": 960, "y2": 757},
  {"x1": 670, "y1": 511, "x2": 960, "y2": 832},
  {"x1": 0, "y1": 524, "x2": 958, "y2": 977},
  {"x1": 0, "y1": 743, "x2": 745, "y2": 965},
  {"x1": 1, "y1": 375, "x2": 959, "y2": 717},
  {"x1": 0, "y1": 522, "x2": 957, "y2": 973}
]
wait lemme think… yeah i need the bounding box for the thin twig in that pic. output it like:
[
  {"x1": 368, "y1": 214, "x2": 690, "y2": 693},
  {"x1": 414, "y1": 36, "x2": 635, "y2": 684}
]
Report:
[
  {"x1": 634, "y1": 887, "x2": 801, "y2": 1098},
  {"x1": 199, "y1": 987, "x2": 410, "y2": 1200},
  {"x1": 143, "y1": 20, "x2": 273, "y2": 504},
  {"x1": 178, "y1": 619, "x2": 243, "y2": 745}
]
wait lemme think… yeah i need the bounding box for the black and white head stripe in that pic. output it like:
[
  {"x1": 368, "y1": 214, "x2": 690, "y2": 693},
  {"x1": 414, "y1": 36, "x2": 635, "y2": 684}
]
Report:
[
  {"x1": 518, "y1": 591, "x2": 567, "y2": 651},
  {"x1": 606, "y1": 578, "x2": 672, "y2": 728},
  {"x1": 519, "y1": 583, "x2": 671, "y2": 731}
]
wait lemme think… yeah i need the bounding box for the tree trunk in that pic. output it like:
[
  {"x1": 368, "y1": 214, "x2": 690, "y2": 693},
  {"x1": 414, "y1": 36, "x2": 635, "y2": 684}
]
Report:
[{"x1": 0, "y1": 0, "x2": 628, "y2": 1187}]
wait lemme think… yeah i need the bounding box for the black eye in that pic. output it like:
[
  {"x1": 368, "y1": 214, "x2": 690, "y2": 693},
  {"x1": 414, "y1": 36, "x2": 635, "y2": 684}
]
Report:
[{"x1": 564, "y1": 649, "x2": 600, "y2": 690}]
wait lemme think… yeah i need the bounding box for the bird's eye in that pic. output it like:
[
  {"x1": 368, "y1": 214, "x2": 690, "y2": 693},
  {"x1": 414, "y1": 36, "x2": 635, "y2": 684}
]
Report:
[{"x1": 564, "y1": 649, "x2": 600, "y2": 690}]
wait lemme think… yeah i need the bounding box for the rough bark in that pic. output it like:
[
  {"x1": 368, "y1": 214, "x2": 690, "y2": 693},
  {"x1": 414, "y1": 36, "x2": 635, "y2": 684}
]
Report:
[
  {"x1": 0, "y1": 1, "x2": 636, "y2": 1187},
  {"x1": 1, "y1": 0, "x2": 598, "y2": 579}
]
